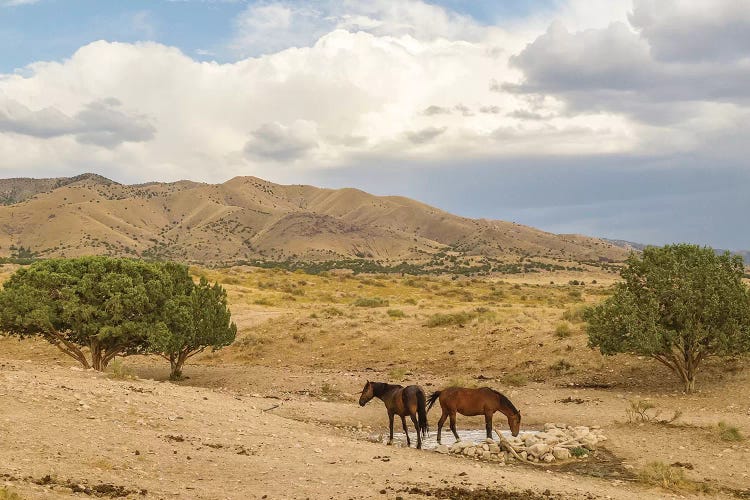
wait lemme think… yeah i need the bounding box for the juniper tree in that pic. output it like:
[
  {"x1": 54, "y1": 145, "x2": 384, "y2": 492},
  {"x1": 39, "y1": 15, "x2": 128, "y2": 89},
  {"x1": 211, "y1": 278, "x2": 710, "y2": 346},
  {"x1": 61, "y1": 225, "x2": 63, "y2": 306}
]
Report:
[
  {"x1": 149, "y1": 276, "x2": 236, "y2": 380},
  {"x1": 586, "y1": 245, "x2": 750, "y2": 392},
  {"x1": 0, "y1": 257, "x2": 191, "y2": 370}
]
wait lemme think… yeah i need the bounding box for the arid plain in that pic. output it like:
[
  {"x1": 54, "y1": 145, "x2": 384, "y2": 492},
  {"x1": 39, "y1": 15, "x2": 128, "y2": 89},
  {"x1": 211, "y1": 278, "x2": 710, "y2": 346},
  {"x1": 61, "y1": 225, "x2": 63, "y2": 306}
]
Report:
[{"x1": 2, "y1": 264, "x2": 749, "y2": 499}]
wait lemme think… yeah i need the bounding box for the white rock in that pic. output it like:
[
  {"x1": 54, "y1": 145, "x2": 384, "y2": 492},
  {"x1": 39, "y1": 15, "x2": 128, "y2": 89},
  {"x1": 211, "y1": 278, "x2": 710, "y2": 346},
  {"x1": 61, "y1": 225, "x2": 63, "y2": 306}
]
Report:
[
  {"x1": 581, "y1": 435, "x2": 598, "y2": 450},
  {"x1": 553, "y1": 447, "x2": 571, "y2": 460},
  {"x1": 542, "y1": 453, "x2": 555, "y2": 463},
  {"x1": 527, "y1": 443, "x2": 551, "y2": 458},
  {"x1": 434, "y1": 445, "x2": 450, "y2": 454}
]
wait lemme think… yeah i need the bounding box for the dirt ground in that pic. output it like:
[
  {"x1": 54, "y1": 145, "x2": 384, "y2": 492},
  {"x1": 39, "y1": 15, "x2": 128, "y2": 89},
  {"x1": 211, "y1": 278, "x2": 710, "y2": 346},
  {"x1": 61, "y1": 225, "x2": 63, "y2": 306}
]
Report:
[{"x1": 1, "y1": 267, "x2": 750, "y2": 499}]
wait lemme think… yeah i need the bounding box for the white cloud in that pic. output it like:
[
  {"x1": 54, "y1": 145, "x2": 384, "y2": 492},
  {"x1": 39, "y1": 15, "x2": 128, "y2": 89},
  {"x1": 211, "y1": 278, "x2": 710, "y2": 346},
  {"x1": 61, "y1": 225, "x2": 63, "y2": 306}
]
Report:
[
  {"x1": 0, "y1": 95, "x2": 155, "y2": 147},
  {"x1": 0, "y1": 0, "x2": 747, "y2": 187}
]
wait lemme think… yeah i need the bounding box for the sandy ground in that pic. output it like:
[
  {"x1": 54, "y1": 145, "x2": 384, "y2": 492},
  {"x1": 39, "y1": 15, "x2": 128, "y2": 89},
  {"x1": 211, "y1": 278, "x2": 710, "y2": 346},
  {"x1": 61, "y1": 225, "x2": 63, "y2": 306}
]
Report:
[{"x1": 1, "y1": 350, "x2": 749, "y2": 499}]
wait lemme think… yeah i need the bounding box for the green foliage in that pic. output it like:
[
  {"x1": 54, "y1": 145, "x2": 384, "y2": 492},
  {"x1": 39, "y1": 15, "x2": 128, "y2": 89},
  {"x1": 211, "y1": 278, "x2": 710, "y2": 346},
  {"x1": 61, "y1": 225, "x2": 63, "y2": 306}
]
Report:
[
  {"x1": 425, "y1": 311, "x2": 475, "y2": 327},
  {"x1": 569, "y1": 447, "x2": 588, "y2": 458},
  {"x1": 586, "y1": 244, "x2": 750, "y2": 392},
  {"x1": 0, "y1": 256, "x2": 189, "y2": 370},
  {"x1": 148, "y1": 276, "x2": 237, "y2": 380},
  {"x1": 353, "y1": 296, "x2": 389, "y2": 307},
  {"x1": 717, "y1": 421, "x2": 744, "y2": 442},
  {"x1": 386, "y1": 309, "x2": 405, "y2": 318}
]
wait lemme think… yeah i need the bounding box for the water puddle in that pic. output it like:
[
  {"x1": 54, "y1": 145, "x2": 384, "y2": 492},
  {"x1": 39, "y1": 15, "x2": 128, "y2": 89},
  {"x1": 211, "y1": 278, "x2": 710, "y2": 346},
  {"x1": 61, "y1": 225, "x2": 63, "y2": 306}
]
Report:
[{"x1": 384, "y1": 429, "x2": 539, "y2": 450}]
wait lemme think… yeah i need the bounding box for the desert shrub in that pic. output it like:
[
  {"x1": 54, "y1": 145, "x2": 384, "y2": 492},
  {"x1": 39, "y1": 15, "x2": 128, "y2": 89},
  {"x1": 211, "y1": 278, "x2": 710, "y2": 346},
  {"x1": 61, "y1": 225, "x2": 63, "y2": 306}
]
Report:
[
  {"x1": 387, "y1": 309, "x2": 406, "y2": 318},
  {"x1": 353, "y1": 297, "x2": 389, "y2": 308},
  {"x1": 253, "y1": 297, "x2": 274, "y2": 306},
  {"x1": 625, "y1": 399, "x2": 659, "y2": 423},
  {"x1": 321, "y1": 306, "x2": 344, "y2": 317},
  {"x1": 404, "y1": 297, "x2": 418, "y2": 305},
  {"x1": 389, "y1": 367, "x2": 407, "y2": 380},
  {"x1": 292, "y1": 332, "x2": 308, "y2": 343},
  {"x1": 638, "y1": 461, "x2": 687, "y2": 490},
  {"x1": 500, "y1": 373, "x2": 528, "y2": 387},
  {"x1": 569, "y1": 447, "x2": 588, "y2": 458},
  {"x1": 718, "y1": 422, "x2": 744, "y2": 442},
  {"x1": 107, "y1": 359, "x2": 136, "y2": 380},
  {"x1": 550, "y1": 359, "x2": 573, "y2": 374},
  {"x1": 425, "y1": 311, "x2": 475, "y2": 327},
  {"x1": 562, "y1": 305, "x2": 587, "y2": 323},
  {"x1": 555, "y1": 322, "x2": 572, "y2": 338}
]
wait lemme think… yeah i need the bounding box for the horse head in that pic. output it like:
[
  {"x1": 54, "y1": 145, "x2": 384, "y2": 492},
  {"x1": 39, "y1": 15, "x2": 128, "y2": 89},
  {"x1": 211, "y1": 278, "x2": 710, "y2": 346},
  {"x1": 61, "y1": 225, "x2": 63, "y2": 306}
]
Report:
[
  {"x1": 359, "y1": 380, "x2": 374, "y2": 406},
  {"x1": 508, "y1": 410, "x2": 521, "y2": 437}
]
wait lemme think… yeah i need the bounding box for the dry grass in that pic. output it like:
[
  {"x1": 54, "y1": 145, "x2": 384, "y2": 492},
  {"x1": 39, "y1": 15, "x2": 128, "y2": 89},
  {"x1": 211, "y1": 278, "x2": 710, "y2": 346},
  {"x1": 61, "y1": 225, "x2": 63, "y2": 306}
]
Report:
[
  {"x1": 188, "y1": 266, "x2": 623, "y2": 380},
  {"x1": 717, "y1": 421, "x2": 744, "y2": 442},
  {"x1": 0, "y1": 488, "x2": 22, "y2": 500}
]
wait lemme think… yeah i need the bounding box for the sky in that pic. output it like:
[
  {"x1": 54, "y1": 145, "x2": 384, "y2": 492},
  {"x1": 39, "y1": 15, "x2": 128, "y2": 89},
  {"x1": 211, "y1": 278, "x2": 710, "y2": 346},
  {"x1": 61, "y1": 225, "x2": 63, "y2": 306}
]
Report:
[{"x1": 0, "y1": 0, "x2": 748, "y2": 250}]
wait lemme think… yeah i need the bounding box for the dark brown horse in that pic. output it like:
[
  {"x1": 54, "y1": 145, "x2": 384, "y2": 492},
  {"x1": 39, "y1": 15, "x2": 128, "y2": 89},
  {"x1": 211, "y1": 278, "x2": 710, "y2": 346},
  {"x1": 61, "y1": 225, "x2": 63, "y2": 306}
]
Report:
[
  {"x1": 427, "y1": 386, "x2": 521, "y2": 444},
  {"x1": 359, "y1": 381, "x2": 429, "y2": 449}
]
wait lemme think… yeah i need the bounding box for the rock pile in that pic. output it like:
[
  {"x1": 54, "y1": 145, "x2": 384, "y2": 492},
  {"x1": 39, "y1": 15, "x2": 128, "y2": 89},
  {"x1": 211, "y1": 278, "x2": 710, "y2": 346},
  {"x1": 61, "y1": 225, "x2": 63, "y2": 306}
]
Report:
[{"x1": 434, "y1": 423, "x2": 607, "y2": 464}]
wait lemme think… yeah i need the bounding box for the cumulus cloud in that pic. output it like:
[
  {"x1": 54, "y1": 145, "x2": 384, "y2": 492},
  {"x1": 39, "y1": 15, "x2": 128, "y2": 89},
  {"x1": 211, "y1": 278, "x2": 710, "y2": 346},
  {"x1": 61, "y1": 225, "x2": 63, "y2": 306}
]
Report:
[
  {"x1": 1, "y1": 0, "x2": 749, "y2": 248},
  {"x1": 406, "y1": 126, "x2": 447, "y2": 144},
  {"x1": 629, "y1": 0, "x2": 750, "y2": 63},
  {"x1": 244, "y1": 121, "x2": 319, "y2": 161},
  {"x1": 230, "y1": 0, "x2": 486, "y2": 56},
  {"x1": 0, "y1": 96, "x2": 155, "y2": 147}
]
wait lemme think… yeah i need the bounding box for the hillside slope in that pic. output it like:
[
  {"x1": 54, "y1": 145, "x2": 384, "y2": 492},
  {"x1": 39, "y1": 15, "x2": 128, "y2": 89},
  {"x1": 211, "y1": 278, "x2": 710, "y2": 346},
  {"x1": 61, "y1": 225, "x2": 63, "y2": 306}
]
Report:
[{"x1": 0, "y1": 173, "x2": 629, "y2": 266}]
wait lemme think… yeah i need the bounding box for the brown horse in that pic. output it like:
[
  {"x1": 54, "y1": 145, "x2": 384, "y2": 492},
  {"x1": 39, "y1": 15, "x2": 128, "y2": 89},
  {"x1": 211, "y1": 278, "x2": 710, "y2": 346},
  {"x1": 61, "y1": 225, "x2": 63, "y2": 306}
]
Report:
[
  {"x1": 426, "y1": 386, "x2": 521, "y2": 444},
  {"x1": 359, "y1": 381, "x2": 429, "y2": 449}
]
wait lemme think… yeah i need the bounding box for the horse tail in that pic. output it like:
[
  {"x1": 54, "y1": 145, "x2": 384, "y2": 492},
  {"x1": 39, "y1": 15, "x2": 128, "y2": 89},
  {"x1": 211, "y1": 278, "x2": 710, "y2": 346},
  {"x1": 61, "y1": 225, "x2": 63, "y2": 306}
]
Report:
[
  {"x1": 426, "y1": 391, "x2": 441, "y2": 413},
  {"x1": 416, "y1": 388, "x2": 429, "y2": 438}
]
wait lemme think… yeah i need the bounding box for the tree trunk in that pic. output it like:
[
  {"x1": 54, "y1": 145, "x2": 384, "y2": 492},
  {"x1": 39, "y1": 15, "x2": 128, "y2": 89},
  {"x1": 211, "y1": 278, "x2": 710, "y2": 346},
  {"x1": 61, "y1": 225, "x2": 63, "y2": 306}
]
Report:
[
  {"x1": 46, "y1": 331, "x2": 90, "y2": 369},
  {"x1": 170, "y1": 351, "x2": 189, "y2": 380},
  {"x1": 90, "y1": 340, "x2": 104, "y2": 371},
  {"x1": 684, "y1": 375, "x2": 696, "y2": 393},
  {"x1": 652, "y1": 348, "x2": 702, "y2": 394}
]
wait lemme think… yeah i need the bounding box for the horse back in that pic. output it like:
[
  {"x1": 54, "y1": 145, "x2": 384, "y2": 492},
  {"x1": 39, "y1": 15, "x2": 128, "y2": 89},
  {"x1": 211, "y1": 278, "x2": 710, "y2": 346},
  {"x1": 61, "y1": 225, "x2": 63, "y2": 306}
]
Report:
[
  {"x1": 440, "y1": 386, "x2": 499, "y2": 416},
  {"x1": 396, "y1": 385, "x2": 423, "y2": 416}
]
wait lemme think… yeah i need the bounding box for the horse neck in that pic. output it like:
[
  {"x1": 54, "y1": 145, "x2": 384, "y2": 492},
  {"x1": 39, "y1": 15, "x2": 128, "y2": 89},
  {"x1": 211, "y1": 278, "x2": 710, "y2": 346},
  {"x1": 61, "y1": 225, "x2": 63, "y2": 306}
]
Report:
[
  {"x1": 372, "y1": 382, "x2": 397, "y2": 400},
  {"x1": 494, "y1": 392, "x2": 518, "y2": 418}
]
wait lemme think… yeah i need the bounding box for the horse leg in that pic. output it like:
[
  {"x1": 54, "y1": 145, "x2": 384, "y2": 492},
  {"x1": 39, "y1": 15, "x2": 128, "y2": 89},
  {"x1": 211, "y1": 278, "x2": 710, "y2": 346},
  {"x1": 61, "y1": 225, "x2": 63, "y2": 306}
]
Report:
[
  {"x1": 401, "y1": 416, "x2": 410, "y2": 447},
  {"x1": 387, "y1": 411, "x2": 395, "y2": 445},
  {"x1": 410, "y1": 413, "x2": 422, "y2": 449},
  {"x1": 437, "y1": 410, "x2": 447, "y2": 445},
  {"x1": 484, "y1": 412, "x2": 493, "y2": 440},
  {"x1": 449, "y1": 411, "x2": 460, "y2": 442}
]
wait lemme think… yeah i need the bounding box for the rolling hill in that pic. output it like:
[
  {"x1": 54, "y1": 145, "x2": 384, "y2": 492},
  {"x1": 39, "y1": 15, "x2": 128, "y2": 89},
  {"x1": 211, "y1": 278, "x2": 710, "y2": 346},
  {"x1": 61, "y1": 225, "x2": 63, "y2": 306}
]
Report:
[{"x1": 0, "y1": 173, "x2": 629, "y2": 269}]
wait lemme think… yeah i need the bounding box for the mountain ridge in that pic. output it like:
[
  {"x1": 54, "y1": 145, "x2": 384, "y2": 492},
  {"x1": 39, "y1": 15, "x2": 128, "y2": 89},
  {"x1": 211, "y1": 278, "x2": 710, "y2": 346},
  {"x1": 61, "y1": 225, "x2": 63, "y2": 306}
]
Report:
[{"x1": 0, "y1": 173, "x2": 629, "y2": 269}]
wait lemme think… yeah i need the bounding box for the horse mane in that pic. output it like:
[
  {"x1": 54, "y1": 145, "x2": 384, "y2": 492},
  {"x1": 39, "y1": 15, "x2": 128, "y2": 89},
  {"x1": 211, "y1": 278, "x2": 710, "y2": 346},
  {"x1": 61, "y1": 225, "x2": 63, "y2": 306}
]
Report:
[
  {"x1": 490, "y1": 389, "x2": 520, "y2": 415},
  {"x1": 371, "y1": 381, "x2": 402, "y2": 397}
]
